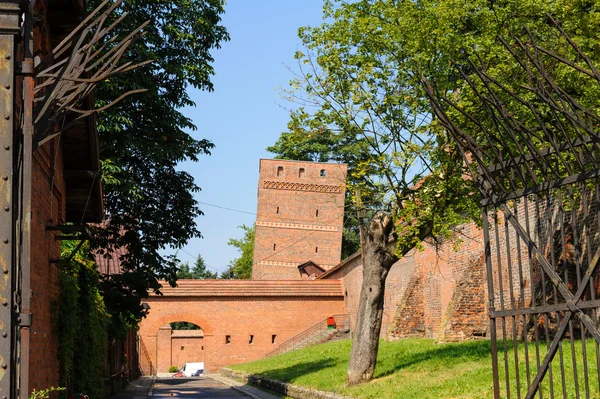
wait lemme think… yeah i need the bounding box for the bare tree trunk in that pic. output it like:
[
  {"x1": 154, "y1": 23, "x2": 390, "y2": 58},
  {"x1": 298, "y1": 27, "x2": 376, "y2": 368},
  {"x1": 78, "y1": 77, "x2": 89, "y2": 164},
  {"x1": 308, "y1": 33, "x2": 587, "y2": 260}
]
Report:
[{"x1": 347, "y1": 212, "x2": 397, "y2": 385}]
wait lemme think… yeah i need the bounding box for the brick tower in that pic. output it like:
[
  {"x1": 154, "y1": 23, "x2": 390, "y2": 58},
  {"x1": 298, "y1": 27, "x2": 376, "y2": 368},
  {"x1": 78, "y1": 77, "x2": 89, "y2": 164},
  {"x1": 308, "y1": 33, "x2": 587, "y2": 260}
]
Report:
[{"x1": 252, "y1": 159, "x2": 347, "y2": 280}]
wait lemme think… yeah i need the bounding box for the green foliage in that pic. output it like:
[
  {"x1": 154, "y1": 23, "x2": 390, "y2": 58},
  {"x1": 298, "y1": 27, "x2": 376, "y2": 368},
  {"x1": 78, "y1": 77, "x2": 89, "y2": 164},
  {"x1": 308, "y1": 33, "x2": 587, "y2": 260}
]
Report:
[
  {"x1": 170, "y1": 322, "x2": 201, "y2": 330},
  {"x1": 58, "y1": 241, "x2": 109, "y2": 399},
  {"x1": 222, "y1": 225, "x2": 255, "y2": 279},
  {"x1": 29, "y1": 387, "x2": 65, "y2": 399},
  {"x1": 168, "y1": 366, "x2": 180, "y2": 373},
  {"x1": 89, "y1": 0, "x2": 229, "y2": 313},
  {"x1": 176, "y1": 254, "x2": 217, "y2": 279},
  {"x1": 277, "y1": 0, "x2": 600, "y2": 257}
]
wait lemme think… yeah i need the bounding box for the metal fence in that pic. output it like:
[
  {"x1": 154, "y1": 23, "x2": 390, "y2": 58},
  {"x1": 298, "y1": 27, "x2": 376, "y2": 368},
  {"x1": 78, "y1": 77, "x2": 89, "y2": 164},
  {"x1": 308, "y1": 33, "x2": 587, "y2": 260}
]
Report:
[
  {"x1": 266, "y1": 314, "x2": 350, "y2": 357},
  {"x1": 425, "y1": 19, "x2": 600, "y2": 399}
]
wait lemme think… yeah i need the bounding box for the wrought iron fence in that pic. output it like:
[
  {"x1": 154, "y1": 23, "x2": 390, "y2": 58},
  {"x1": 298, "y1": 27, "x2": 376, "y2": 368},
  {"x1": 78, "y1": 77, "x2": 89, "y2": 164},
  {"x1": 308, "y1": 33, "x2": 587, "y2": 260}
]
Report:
[{"x1": 425, "y1": 18, "x2": 600, "y2": 399}]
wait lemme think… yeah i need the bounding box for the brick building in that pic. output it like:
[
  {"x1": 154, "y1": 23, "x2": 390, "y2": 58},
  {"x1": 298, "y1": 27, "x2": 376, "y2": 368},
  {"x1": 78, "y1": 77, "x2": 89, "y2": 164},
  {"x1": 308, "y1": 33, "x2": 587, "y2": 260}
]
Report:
[
  {"x1": 139, "y1": 280, "x2": 346, "y2": 373},
  {"x1": 0, "y1": 1, "x2": 104, "y2": 396},
  {"x1": 28, "y1": 2, "x2": 104, "y2": 394},
  {"x1": 252, "y1": 159, "x2": 347, "y2": 280}
]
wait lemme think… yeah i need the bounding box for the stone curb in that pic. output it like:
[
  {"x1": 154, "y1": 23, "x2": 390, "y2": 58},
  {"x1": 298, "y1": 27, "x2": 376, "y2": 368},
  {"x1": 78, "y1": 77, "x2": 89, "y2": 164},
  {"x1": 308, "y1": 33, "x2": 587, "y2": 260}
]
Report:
[
  {"x1": 221, "y1": 368, "x2": 355, "y2": 399},
  {"x1": 208, "y1": 374, "x2": 279, "y2": 399}
]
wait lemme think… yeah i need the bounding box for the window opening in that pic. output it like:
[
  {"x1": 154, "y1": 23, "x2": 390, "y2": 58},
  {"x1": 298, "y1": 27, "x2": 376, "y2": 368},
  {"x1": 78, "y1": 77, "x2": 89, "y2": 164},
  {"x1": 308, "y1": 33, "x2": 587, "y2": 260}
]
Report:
[
  {"x1": 273, "y1": 243, "x2": 276, "y2": 251},
  {"x1": 276, "y1": 206, "x2": 279, "y2": 214},
  {"x1": 225, "y1": 335, "x2": 231, "y2": 344},
  {"x1": 316, "y1": 209, "x2": 319, "y2": 217},
  {"x1": 315, "y1": 247, "x2": 318, "y2": 253},
  {"x1": 249, "y1": 335, "x2": 254, "y2": 344},
  {"x1": 299, "y1": 168, "x2": 305, "y2": 178},
  {"x1": 320, "y1": 169, "x2": 327, "y2": 177},
  {"x1": 272, "y1": 334, "x2": 277, "y2": 344},
  {"x1": 277, "y1": 166, "x2": 283, "y2": 176}
]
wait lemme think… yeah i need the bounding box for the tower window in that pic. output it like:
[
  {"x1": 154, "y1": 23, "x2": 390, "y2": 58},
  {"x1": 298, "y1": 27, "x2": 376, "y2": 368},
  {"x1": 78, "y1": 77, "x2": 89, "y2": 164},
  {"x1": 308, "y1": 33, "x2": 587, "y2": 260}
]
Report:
[
  {"x1": 315, "y1": 247, "x2": 318, "y2": 253},
  {"x1": 299, "y1": 168, "x2": 305, "y2": 178},
  {"x1": 272, "y1": 334, "x2": 277, "y2": 344},
  {"x1": 273, "y1": 243, "x2": 276, "y2": 251},
  {"x1": 249, "y1": 335, "x2": 254, "y2": 344},
  {"x1": 320, "y1": 169, "x2": 327, "y2": 177},
  {"x1": 316, "y1": 209, "x2": 319, "y2": 217},
  {"x1": 277, "y1": 166, "x2": 284, "y2": 176},
  {"x1": 276, "y1": 206, "x2": 279, "y2": 214},
  {"x1": 225, "y1": 335, "x2": 231, "y2": 344}
]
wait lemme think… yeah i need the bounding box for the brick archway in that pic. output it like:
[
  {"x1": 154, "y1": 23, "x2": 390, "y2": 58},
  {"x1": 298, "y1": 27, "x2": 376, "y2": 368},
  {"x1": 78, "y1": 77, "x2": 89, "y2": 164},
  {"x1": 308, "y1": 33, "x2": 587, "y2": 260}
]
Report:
[
  {"x1": 137, "y1": 280, "x2": 346, "y2": 374},
  {"x1": 144, "y1": 312, "x2": 214, "y2": 336}
]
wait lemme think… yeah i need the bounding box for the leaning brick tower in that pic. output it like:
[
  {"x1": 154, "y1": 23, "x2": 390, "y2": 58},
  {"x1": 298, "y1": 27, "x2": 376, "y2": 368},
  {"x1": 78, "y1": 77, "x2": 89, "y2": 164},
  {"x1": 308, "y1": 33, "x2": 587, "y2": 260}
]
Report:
[{"x1": 252, "y1": 159, "x2": 347, "y2": 280}]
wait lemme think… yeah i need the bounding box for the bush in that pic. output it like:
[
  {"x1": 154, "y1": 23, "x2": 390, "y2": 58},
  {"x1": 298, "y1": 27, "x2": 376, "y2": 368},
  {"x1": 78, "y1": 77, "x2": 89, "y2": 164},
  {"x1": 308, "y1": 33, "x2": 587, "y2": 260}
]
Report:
[{"x1": 169, "y1": 366, "x2": 179, "y2": 373}]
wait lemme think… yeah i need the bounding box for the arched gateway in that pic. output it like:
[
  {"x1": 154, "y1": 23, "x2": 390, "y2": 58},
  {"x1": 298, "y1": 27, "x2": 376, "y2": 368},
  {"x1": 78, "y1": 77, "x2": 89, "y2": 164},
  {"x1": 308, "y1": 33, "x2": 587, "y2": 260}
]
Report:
[{"x1": 139, "y1": 279, "x2": 346, "y2": 374}]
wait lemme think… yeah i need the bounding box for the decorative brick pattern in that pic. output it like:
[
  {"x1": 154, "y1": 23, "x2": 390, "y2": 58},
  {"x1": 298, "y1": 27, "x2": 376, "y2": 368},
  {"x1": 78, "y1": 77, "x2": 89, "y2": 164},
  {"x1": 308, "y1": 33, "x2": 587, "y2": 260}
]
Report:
[
  {"x1": 256, "y1": 220, "x2": 339, "y2": 232},
  {"x1": 263, "y1": 180, "x2": 343, "y2": 193},
  {"x1": 256, "y1": 260, "x2": 335, "y2": 269}
]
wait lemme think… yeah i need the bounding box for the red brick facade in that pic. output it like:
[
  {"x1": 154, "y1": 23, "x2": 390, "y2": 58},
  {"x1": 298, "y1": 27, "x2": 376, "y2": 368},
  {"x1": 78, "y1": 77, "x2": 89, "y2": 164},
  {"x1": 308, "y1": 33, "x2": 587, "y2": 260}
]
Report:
[
  {"x1": 30, "y1": 137, "x2": 65, "y2": 391},
  {"x1": 139, "y1": 280, "x2": 346, "y2": 373},
  {"x1": 321, "y1": 222, "x2": 489, "y2": 342},
  {"x1": 25, "y1": 0, "x2": 103, "y2": 392},
  {"x1": 252, "y1": 159, "x2": 347, "y2": 280}
]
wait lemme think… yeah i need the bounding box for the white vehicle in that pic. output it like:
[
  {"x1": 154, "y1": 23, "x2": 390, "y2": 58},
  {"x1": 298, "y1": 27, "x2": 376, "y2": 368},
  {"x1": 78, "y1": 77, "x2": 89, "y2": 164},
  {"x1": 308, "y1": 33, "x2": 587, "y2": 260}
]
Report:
[{"x1": 181, "y1": 362, "x2": 204, "y2": 377}]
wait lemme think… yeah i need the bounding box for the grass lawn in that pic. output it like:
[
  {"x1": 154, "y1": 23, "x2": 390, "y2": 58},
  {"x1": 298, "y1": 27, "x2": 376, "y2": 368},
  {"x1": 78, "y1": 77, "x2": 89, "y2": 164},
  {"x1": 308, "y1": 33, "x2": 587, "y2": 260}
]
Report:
[{"x1": 230, "y1": 338, "x2": 600, "y2": 399}]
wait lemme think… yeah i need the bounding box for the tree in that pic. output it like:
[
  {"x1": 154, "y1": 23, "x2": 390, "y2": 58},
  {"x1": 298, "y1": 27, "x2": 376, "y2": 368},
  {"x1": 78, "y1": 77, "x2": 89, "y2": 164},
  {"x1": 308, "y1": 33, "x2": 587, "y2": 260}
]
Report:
[
  {"x1": 89, "y1": 0, "x2": 229, "y2": 322},
  {"x1": 281, "y1": 0, "x2": 600, "y2": 385},
  {"x1": 176, "y1": 255, "x2": 217, "y2": 280},
  {"x1": 221, "y1": 225, "x2": 255, "y2": 279}
]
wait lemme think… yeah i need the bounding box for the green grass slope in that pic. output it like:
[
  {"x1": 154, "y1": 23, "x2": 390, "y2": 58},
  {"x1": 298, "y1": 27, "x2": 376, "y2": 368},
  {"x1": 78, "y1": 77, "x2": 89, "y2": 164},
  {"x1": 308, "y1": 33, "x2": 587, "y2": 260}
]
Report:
[
  {"x1": 230, "y1": 339, "x2": 493, "y2": 399},
  {"x1": 231, "y1": 338, "x2": 600, "y2": 399}
]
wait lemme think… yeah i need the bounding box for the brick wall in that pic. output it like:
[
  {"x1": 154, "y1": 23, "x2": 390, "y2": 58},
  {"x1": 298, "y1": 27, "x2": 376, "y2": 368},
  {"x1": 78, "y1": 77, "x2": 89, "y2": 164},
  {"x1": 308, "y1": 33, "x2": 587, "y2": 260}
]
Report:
[
  {"x1": 29, "y1": 129, "x2": 65, "y2": 390},
  {"x1": 27, "y1": 0, "x2": 65, "y2": 390},
  {"x1": 252, "y1": 159, "x2": 347, "y2": 280},
  {"x1": 138, "y1": 280, "x2": 347, "y2": 373},
  {"x1": 170, "y1": 330, "x2": 205, "y2": 369},
  {"x1": 322, "y1": 222, "x2": 489, "y2": 342}
]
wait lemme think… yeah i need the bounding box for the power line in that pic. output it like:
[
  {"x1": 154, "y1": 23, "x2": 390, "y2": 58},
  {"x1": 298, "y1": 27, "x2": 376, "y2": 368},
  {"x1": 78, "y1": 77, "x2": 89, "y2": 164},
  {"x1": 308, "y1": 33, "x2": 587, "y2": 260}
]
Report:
[
  {"x1": 198, "y1": 201, "x2": 256, "y2": 216},
  {"x1": 175, "y1": 248, "x2": 226, "y2": 274}
]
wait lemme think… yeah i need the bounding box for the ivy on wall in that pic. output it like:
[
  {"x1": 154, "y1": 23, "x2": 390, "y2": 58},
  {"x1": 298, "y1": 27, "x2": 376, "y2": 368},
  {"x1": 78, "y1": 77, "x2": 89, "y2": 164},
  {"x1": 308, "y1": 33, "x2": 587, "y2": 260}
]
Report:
[{"x1": 58, "y1": 241, "x2": 109, "y2": 398}]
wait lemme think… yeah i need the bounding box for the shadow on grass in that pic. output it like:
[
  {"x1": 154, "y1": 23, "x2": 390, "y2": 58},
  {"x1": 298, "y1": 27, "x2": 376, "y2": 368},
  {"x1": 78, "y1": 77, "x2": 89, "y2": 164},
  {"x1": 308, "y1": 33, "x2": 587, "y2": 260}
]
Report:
[
  {"x1": 375, "y1": 340, "x2": 493, "y2": 379},
  {"x1": 255, "y1": 358, "x2": 339, "y2": 383}
]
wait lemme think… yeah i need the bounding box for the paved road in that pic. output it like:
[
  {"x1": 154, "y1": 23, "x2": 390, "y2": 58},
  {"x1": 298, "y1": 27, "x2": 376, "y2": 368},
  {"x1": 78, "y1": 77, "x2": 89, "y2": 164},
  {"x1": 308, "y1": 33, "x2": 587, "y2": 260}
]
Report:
[{"x1": 152, "y1": 377, "x2": 252, "y2": 399}]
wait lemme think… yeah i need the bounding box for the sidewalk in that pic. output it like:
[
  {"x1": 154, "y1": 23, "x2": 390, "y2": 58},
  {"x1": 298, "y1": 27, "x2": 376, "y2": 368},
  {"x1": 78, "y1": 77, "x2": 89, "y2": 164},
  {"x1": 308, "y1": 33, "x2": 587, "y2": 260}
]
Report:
[
  {"x1": 111, "y1": 376, "x2": 155, "y2": 399},
  {"x1": 207, "y1": 373, "x2": 282, "y2": 399}
]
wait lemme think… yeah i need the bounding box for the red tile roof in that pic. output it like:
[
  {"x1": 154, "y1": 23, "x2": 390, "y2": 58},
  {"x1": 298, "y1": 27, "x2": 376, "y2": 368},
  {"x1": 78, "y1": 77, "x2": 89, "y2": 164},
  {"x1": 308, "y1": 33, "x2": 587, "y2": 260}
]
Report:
[{"x1": 153, "y1": 280, "x2": 343, "y2": 297}]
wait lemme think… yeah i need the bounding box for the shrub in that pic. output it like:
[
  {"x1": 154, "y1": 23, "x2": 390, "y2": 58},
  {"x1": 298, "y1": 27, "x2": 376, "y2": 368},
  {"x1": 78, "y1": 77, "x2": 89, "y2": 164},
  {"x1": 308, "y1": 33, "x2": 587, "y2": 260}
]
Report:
[{"x1": 169, "y1": 366, "x2": 179, "y2": 373}]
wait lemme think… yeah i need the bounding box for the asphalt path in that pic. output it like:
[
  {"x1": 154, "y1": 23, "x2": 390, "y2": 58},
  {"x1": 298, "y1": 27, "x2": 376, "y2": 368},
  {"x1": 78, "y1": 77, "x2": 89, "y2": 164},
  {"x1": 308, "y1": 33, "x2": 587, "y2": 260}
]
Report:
[{"x1": 152, "y1": 377, "x2": 251, "y2": 399}]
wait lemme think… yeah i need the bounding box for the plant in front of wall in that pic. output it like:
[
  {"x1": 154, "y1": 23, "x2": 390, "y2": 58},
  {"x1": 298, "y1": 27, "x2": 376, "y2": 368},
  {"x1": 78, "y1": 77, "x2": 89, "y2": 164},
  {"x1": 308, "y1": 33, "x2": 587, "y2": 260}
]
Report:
[
  {"x1": 29, "y1": 387, "x2": 66, "y2": 399},
  {"x1": 58, "y1": 241, "x2": 109, "y2": 399}
]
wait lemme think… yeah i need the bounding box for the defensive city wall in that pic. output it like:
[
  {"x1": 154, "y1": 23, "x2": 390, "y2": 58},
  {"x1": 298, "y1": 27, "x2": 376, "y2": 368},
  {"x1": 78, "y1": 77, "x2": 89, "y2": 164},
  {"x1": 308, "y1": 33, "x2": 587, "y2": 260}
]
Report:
[
  {"x1": 141, "y1": 158, "x2": 589, "y2": 373},
  {"x1": 140, "y1": 280, "x2": 346, "y2": 373}
]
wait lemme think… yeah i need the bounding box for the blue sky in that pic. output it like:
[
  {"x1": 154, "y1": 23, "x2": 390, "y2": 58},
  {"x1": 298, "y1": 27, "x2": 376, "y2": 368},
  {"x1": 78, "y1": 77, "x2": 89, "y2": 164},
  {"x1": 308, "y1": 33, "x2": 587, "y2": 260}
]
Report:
[{"x1": 170, "y1": 1, "x2": 326, "y2": 274}]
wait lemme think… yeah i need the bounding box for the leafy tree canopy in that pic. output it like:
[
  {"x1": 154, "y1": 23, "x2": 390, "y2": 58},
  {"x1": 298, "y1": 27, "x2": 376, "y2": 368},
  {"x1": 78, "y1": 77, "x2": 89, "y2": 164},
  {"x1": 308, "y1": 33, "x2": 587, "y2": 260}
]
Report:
[
  {"x1": 276, "y1": 0, "x2": 600, "y2": 255},
  {"x1": 221, "y1": 225, "x2": 255, "y2": 279},
  {"x1": 89, "y1": 0, "x2": 229, "y2": 322}
]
